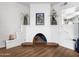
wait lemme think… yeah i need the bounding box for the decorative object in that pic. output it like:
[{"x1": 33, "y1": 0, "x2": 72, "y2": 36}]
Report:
[
  {"x1": 64, "y1": 19, "x2": 69, "y2": 24},
  {"x1": 36, "y1": 13, "x2": 44, "y2": 25},
  {"x1": 51, "y1": 16, "x2": 57, "y2": 25},
  {"x1": 9, "y1": 33, "x2": 16, "y2": 40},
  {"x1": 50, "y1": 9, "x2": 57, "y2": 25},
  {"x1": 23, "y1": 14, "x2": 29, "y2": 25}
]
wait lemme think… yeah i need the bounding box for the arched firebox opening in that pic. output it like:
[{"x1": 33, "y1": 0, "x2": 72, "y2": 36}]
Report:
[{"x1": 33, "y1": 33, "x2": 47, "y2": 44}]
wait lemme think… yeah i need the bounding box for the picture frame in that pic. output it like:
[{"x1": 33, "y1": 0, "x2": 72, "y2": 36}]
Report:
[{"x1": 36, "y1": 13, "x2": 44, "y2": 25}]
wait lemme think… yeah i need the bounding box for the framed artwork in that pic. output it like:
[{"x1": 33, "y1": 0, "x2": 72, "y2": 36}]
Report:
[{"x1": 36, "y1": 13, "x2": 44, "y2": 25}]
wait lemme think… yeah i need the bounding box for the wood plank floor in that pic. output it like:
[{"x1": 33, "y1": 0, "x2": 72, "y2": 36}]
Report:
[{"x1": 0, "y1": 46, "x2": 79, "y2": 57}]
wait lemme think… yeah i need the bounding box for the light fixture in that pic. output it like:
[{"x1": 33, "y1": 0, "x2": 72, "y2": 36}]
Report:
[{"x1": 63, "y1": 2, "x2": 68, "y2": 5}]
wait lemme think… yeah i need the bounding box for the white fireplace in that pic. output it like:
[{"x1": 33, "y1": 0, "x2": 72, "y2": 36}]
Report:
[{"x1": 24, "y1": 3, "x2": 54, "y2": 42}]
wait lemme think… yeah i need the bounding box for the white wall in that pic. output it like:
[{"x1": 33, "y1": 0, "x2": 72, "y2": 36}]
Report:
[
  {"x1": 51, "y1": 2, "x2": 79, "y2": 50},
  {"x1": 0, "y1": 2, "x2": 29, "y2": 48}
]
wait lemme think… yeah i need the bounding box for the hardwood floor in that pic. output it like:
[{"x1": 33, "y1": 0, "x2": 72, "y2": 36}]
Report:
[{"x1": 0, "y1": 46, "x2": 79, "y2": 57}]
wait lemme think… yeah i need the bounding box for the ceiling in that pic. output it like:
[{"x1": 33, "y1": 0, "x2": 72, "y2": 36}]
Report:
[{"x1": 18, "y1": 2, "x2": 63, "y2": 6}]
